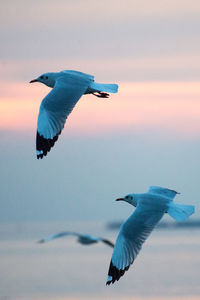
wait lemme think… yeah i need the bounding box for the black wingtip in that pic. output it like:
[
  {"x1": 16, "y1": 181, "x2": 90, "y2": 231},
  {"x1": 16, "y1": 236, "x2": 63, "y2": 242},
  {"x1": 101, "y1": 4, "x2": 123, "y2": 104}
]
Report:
[
  {"x1": 36, "y1": 131, "x2": 61, "y2": 159},
  {"x1": 106, "y1": 261, "x2": 130, "y2": 285},
  {"x1": 101, "y1": 239, "x2": 114, "y2": 248}
]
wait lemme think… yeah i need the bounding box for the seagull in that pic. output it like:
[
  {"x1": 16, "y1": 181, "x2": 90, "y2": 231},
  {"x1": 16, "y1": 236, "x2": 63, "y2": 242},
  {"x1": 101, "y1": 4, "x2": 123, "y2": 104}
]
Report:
[
  {"x1": 106, "y1": 186, "x2": 195, "y2": 285},
  {"x1": 30, "y1": 70, "x2": 118, "y2": 159},
  {"x1": 38, "y1": 231, "x2": 114, "y2": 248}
]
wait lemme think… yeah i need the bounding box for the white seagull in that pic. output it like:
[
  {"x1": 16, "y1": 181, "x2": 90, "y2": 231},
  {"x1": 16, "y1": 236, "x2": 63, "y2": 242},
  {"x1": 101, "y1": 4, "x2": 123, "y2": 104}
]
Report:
[
  {"x1": 106, "y1": 186, "x2": 195, "y2": 285},
  {"x1": 30, "y1": 70, "x2": 118, "y2": 159},
  {"x1": 38, "y1": 231, "x2": 114, "y2": 248}
]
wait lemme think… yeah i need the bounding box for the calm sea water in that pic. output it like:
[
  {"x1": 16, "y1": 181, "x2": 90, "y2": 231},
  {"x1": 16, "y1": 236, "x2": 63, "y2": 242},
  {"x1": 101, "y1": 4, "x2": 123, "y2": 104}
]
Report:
[{"x1": 0, "y1": 221, "x2": 200, "y2": 300}]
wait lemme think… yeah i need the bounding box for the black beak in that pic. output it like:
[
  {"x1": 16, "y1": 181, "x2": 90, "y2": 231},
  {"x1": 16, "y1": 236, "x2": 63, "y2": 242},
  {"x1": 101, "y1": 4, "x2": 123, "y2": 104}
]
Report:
[
  {"x1": 29, "y1": 79, "x2": 38, "y2": 83},
  {"x1": 116, "y1": 198, "x2": 124, "y2": 201}
]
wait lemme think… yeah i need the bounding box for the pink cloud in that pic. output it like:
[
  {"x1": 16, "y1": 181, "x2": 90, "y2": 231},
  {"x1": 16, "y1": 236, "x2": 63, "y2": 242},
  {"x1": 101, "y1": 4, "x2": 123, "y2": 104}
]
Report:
[{"x1": 0, "y1": 81, "x2": 200, "y2": 138}]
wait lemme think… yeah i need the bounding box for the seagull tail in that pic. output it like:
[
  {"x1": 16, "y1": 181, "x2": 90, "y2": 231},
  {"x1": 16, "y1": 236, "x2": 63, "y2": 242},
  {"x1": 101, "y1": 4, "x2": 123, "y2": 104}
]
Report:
[
  {"x1": 90, "y1": 82, "x2": 118, "y2": 93},
  {"x1": 168, "y1": 203, "x2": 195, "y2": 221}
]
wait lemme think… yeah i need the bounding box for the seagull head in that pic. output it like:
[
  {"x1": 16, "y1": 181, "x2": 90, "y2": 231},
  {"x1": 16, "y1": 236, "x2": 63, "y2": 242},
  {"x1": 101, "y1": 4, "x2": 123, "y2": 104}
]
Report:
[
  {"x1": 116, "y1": 193, "x2": 137, "y2": 207},
  {"x1": 29, "y1": 72, "x2": 56, "y2": 88}
]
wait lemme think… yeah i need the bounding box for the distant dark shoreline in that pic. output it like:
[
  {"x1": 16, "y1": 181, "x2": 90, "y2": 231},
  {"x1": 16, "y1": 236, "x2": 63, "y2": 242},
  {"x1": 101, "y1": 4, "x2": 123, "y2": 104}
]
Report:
[{"x1": 106, "y1": 220, "x2": 200, "y2": 230}]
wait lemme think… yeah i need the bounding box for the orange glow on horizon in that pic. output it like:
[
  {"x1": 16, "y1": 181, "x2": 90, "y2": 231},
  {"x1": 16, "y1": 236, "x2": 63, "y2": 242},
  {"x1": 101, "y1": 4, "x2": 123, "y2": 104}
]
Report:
[{"x1": 0, "y1": 81, "x2": 200, "y2": 138}]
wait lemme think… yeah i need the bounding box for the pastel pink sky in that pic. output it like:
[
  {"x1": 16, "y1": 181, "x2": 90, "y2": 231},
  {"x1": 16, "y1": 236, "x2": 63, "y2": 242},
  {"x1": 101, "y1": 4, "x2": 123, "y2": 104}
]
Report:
[
  {"x1": 1, "y1": 81, "x2": 200, "y2": 139},
  {"x1": 1, "y1": 0, "x2": 199, "y2": 141}
]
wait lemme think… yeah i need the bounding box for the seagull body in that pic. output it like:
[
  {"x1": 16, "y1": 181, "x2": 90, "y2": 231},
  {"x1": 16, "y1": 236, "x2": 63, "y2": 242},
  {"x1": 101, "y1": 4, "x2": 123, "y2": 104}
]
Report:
[
  {"x1": 30, "y1": 70, "x2": 118, "y2": 159},
  {"x1": 106, "y1": 186, "x2": 195, "y2": 285},
  {"x1": 38, "y1": 231, "x2": 114, "y2": 248}
]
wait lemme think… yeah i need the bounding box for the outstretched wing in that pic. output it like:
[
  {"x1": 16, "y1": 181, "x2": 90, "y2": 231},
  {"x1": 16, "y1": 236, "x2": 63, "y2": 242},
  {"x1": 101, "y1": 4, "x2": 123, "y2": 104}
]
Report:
[
  {"x1": 106, "y1": 205, "x2": 164, "y2": 285},
  {"x1": 38, "y1": 231, "x2": 79, "y2": 243},
  {"x1": 36, "y1": 74, "x2": 92, "y2": 159},
  {"x1": 148, "y1": 186, "x2": 179, "y2": 199}
]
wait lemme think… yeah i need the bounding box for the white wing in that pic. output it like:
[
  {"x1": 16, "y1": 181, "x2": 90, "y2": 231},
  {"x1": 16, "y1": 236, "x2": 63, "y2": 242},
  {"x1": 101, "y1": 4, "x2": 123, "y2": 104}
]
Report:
[
  {"x1": 61, "y1": 70, "x2": 94, "y2": 81},
  {"x1": 106, "y1": 205, "x2": 164, "y2": 285},
  {"x1": 38, "y1": 231, "x2": 79, "y2": 243},
  {"x1": 38, "y1": 231, "x2": 114, "y2": 248},
  {"x1": 148, "y1": 186, "x2": 179, "y2": 199},
  {"x1": 36, "y1": 73, "x2": 92, "y2": 159}
]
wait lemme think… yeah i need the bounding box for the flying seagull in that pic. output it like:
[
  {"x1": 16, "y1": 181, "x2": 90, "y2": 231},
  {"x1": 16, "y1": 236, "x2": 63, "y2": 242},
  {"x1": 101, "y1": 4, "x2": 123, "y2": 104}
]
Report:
[
  {"x1": 38, "y1": 231, "x2": 114, "y2": 248},
  {"x1": 30, "y1": 70, "x2": 118, "y2": 159},
  {"x1": 106, "y1": 186, "x2": 195, "y2": 285}
]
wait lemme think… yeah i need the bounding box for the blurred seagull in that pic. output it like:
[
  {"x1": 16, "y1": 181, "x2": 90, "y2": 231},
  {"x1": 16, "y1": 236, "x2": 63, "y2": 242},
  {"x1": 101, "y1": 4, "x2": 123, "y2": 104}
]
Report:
[
  {"x1": 106, "y1": 186, "x2": 195, "y2": 285},
  {"x1": 30, "y1": 70, "x2": 118, "y2": 159},
  {"x1": 38, "y1": 231, "x2": 114, "y2": 248}
]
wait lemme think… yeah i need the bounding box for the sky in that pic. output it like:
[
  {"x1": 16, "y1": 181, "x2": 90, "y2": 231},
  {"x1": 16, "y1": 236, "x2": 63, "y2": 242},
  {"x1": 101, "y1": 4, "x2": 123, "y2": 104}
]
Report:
[{"x1": 0, "y1": 0, "x2": 200, "y2": 223}]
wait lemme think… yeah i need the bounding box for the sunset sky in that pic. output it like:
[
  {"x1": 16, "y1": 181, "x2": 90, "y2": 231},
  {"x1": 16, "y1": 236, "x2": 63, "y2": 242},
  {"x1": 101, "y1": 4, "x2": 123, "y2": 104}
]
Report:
[{"x1": 0, "y1": 0, "x2": 200, "y2": 223}]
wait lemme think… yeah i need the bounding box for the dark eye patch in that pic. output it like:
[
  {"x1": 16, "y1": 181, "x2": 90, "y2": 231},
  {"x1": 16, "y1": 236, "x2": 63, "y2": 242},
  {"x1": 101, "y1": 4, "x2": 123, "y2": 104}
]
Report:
[
  {"x1": 40, "y1": 76, "x2": 44, "y2": 79},
  {"x1": 46, "y1": 76, "x2": 48, "y2": 79}
]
